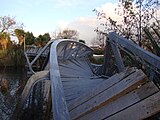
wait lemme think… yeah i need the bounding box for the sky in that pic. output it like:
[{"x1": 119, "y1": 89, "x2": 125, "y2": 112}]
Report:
[{"x1": 0, "y1": 0, "x2": 119, "y2": 44}]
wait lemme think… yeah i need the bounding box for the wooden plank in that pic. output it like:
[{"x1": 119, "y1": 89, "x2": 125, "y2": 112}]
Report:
[
  {"x1": 59, "y1": 60, "x2": 94, "y2": 77},
  {"x1": 110, "y1": 40, "x2": 125, "y2": 72},
  {"x1": 50, "y1": 40, "x2": 71, "y2": 120},
  {"x1": 24, "y1": 52, "x2": 34, "y2": 73},
  {"x1": 30, "y1": 40, "x2": 53, "y2": 65},
  {"x1": 63, "y1": 78, "x2": 104, "y2": 103},
  {"x1": 79, "y1": 81, "x2": 159, "y2": 120},
  {"x1": 68, "y1": 67, "x2": 136, "y2": 111},
  {"x1": 69, "y1": 69, "x2": 147, "y2": 119},
  {"x1": 106, "y1": 91, "x2": 160, "y2": 120},
  {"x1": 108, "y1": 32, "x2": 160, "y2": 70},
  {"x1": 49, "y1": 40, "x2": 93, "y2": 120},
  {"x1": 20, "y1": 71, "x2": 49, "y2": 108},
  {"x1": 102, "y1": 40, "x2": 113, "y2": 76}
]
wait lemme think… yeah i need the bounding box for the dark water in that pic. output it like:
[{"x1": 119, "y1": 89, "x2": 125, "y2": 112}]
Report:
[{"x1": 0, "y1": 67, "x2": 27, "y2": 120}]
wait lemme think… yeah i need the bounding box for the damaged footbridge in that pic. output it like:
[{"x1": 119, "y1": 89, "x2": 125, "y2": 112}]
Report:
[{"x1": 14, "y1": 32, "x2": 160, "y2": 120}]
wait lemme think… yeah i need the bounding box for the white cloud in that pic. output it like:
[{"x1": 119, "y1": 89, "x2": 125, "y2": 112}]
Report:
[
  {"x1": 54, "y1": 2, "x2": 122, "y2": 45},
  {"x1": 66, "y1": 17, "x2": 98, "y2": 45},
  {"x1": 56, "y1": 20, "x2": 69, "y2": 30}
]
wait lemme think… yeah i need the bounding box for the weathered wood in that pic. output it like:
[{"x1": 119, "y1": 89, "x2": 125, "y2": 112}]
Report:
[
  {"x1": 59, "y1": 59, "x2": 94, "y2": 77},
  {"x1": 108, "y1": 32, "x2": 160, "y2": 70},
  {"x1": 20, "y1": 71, "x2": 49, "y2": 108},
  {"x1": 30, "y1": 40, "x2": 53, "y2": 65},
  {"x1": 68, "y1": 67, "x2": 136, "y2": 111},
  {"x1": 24, "y1": 52, "x2": 35, "y2": 73},
  {"x1": 106, "y1": 91, "x2": 160, "y2": 120},
  {"x1": 102, "y1": 40, "x2": 113, "y2": 76},
  {"x1": 49, "y1": 40, "x2": 93, "y2": 119},
  {"x1": 50, "y1": 40, "x2": 71, "y2": 120},
  {"x1": 69, "y1": 69, "x2": 147, "y2": 119},
  {"x1": 79, "y1": 81, "x2": 159, "y2": 120},
  {"x1": 110, "y1": 40, "x2": 125, "y2": 72},
  {"x1": 62, "y1": 77, "x2": 104, "y2": 103}
]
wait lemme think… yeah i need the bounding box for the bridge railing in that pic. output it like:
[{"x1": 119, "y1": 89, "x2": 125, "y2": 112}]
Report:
[
  {"x1": 105, "y1": 32, "x2": 160, "y2": 87},
  {"x1": 24, "y1": 40, "x2": 54, "y2": 74},
  {"x1": 49, "y1": 39, "x2": 93, "y2": 120}
]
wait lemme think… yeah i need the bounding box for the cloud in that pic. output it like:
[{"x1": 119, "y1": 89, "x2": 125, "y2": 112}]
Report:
[
  {"x1": 96, "y1": 2, "x2": 122, "y2": 22},
  {"x1": 67, "y1": 17, "x2": 98, "y2": 44},
  {"x1": 55, "y1": 17, "x2": 97, "y2": 45},
  {"x1": 54, "y1": 2, "x2": 121, "y2": 45},
  {"x1": 56, "y1": 20, "x2": 69, "y2": 30}
]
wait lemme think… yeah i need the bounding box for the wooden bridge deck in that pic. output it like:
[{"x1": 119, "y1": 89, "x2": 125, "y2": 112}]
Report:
[{"x1": 18, "y1": 33, "x2": 160, "y2": 120}]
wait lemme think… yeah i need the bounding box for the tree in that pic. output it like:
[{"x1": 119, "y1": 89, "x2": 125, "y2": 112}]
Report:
[
  {"x1": 34, "y1": 33, "x2": 51, "y2": 47},
  {"x1": 91, "y1": 32, "x2": 106, "y2": 49},
  {"x1": 14, "y1": 29, "x2": 25, "y2": 46},
  {"x1": 0, "y1": 16, "x2": 23, "y2": 34},
  {"x1": 0, "y1": 32, "x2": 11, "y2": 50},
  {"x1": 93, "y1": 0, "x2": 160, "y2": 46},
  {"x1": 57, "y1": 29, "x2": 79, "y2": 40},
  {"x1": 25, "y1": 32, "x2": 35, "y2": 45}
]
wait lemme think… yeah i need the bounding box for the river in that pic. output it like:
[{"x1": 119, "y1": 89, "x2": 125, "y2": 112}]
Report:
[{"x1": 0, "y1": 67, "x2": 27, "y2": 120}]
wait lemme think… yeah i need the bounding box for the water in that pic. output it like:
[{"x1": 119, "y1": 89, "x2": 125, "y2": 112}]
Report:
[{"x1": 0, "y1": 67, "x2": 27, "y2": 120}]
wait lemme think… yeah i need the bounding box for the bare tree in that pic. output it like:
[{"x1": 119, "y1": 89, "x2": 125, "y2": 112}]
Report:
[
  {"x1": 57, "y1": 29, "x2": 79, "y2": 40},
  {"x1": 93, "y1": 0, "x2": 160, "y2": 46},
  {"x1": 91, "y1": 31, "x2": 106, "y2": 49},
  {"x1": 0, "y1": 16, "x2": 23, "y2": 35}
]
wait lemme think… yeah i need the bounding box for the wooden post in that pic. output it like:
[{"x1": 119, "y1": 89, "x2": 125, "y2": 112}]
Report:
[
  {"x1": 108, "y1": 32, "x2": 160, "y2": 70},
  {"x1": 102, "y1": 38, "x2": 113, "y2": 76},
  {"x1": 109, "y1": 39, "x2": 125, "y2": 72}
]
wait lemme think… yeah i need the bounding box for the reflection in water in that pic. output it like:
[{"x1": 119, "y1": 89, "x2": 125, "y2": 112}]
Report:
[{"x1": 0, "y1": 67, "x2": 27, "y2": 120}]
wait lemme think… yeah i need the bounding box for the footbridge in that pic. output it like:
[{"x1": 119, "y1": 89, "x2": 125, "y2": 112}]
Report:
[{"x1": 13, "y1": 32, "x2": 160, "y2": 120}]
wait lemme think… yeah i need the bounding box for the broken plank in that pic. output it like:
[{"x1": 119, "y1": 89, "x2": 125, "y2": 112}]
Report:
[
  {"x1": 68, "y1": 67, "x2": 136, "y2": 111},
  {"x1": 79, "y1": 81, "x2": 159, "y2": 120},
  {"x1": 106, "y1": 91, "x2": 160, "y2": 120},
  {"x1": 70, "y1": 69, "x2": 147, "y2": 119}
]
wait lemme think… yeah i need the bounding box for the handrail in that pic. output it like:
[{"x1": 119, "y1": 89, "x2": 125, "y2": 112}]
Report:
[
  {"x1": 20, "y1": 71, "x2": 49, "y2": 108},
  {"x1": 24, "y1": 40, "x2": 54, "y2": 73},
  {"x1": 50, "y1": 40, "x2": 70, "y2": 120},
  {"x1": 108, "y1": 32, "x2": 160, "y2": 70},
  {"x1": 49, "y1": 39, "x2": 93, "y2": 120}
]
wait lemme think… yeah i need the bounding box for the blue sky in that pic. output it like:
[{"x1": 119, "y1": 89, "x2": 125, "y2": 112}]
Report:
[{"x1": 0, "y1": 0, "x2": 118, "y2": 44}]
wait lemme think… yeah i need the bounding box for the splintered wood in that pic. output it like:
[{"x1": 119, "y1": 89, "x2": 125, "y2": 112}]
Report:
[{"x1": 68, "y1": 68, "x2": 160, "y2": 120}]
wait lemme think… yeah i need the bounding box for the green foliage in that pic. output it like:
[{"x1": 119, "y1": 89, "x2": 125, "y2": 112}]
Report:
[
  {"x1": 14, "y1": 29, "x2": 25, "y2": 45},
  {"x1": 0, "y1": 44, "x2": 25, "y2": 67},
  {"x1": 0, "y1": 32, "x2": 11, "y2": 50},
  {"x1": 34, "y1": 33, "x2": 51, "y2": 47},
  {"x1": 0, "y1": 15, "x2": 26, "y2": 66},
  {"x1": 143, "y1": 27, "x2": 160, "y2": 56},
  {"x1": 25, "y1": 32, "x2": 35, "y2": 45},
  {"x1": 0, "y1": 32, "x2": 10, "y2": 41},
  {"x1": 89, "y1": 56, "x2": 104, "y2": 64},
  {"x1": 93, "y1": 48, "x2": 104, "y2": 55}
]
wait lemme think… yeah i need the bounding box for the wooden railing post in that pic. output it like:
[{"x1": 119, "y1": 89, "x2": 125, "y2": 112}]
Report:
[
  {"x1": 109, "y1": 38, "x2": 125, "y2": 72},
  {"x1": 102, "y1": 38, "x2": 113, "y2": 76},
  {"x1": 108, "y1": 32, "x2": 160, "y2": 70}
]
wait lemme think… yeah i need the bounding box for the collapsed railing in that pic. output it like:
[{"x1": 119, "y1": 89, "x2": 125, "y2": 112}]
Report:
[
  {"x1": 105, "y1": 32, "x2": 160, "y2": 88},
  {"x1": 12, "y1": 32, "x2": 160, "y2": 119},
  {"x1": 12, "y1": 40, "x2": 54, "y2": 120}
]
